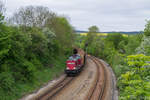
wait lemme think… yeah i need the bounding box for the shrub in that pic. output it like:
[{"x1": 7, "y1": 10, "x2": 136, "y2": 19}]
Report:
[
  {"x1": 20, "y1": 60, "x2": 37, "y2": 82},
  {"x1": 118, "y1": 54, "x2": 150, "y2": 99},
  {"x1": 0, "y1": 72, "x2": 15, "y2": 91}
]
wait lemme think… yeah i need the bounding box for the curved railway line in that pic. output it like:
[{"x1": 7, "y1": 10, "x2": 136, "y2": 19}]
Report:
[
  {"x1": 87, "y1": 56, "x2": 107, "y2": 100},
  {"x1": 32, "y1": 55, "x2": 111, "y2": 100}
]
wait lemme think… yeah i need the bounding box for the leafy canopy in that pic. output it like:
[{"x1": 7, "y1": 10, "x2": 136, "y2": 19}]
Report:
[{"x1": 144, "y1": 20, "x2": 150, "y2": 36}]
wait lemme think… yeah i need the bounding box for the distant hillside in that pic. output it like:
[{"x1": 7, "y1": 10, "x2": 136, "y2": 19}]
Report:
[{"x1": 75, "y1": 30, "x2": 143, "y2": 35}]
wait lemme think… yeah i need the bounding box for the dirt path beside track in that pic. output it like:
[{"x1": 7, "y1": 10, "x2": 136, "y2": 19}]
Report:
[{"x1": 51, "y1": 57, "x2": 97, "y2": 100}]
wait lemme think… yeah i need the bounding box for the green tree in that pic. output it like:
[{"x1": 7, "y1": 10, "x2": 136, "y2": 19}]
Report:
[
  {"x1": 88, "y1": 25, "x2": 99, "y2": 33},
  {"x1": 105, "y1": 33, "x2": 125, "y2": 49},
  {"x1": 86, "y1": 25, "x2": 99, "y2": 46},
  {"x1": 0, "y1": 16, "x2": 11, "y2": 63},
  {"x1": 144, "y1": 20, "x2": 150, "y2": 36},
  {"x1": 46, "y1": 16, "x2": 74, "y2": 54}
]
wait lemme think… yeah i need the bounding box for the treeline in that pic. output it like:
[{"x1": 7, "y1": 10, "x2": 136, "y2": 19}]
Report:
[
  {"x1": 0, "y1": 2, "x2": 74, "y2": 99},
  {"x1": 76, "y1": 22, "x2": 150, "y2": 99}
]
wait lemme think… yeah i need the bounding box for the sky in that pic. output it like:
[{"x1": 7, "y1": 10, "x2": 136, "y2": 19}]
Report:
[{"x1": 2, "y1": 0, "x2": 150, "y2": 31}]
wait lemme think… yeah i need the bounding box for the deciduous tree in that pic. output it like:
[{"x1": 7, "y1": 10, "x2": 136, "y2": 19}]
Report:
[{"x1": 144, "y1": 20, "x2": 150, "y2": 36}]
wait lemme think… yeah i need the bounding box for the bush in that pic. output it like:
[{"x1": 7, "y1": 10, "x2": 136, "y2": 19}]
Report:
[
  {"x1": 17, "y1": 60, "x2": 36, "y2": 82},
  {"x1": 118, "y1": 54, "x2": 150, "y2": 99},
  {"x1": 30, "y1": 57, "x2": 43, "y2": 69},
  {"x1": 0, "y1": 72, "x2": 15, "y2": 91}
]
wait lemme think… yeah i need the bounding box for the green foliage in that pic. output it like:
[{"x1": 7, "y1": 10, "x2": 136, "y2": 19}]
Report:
[
  {"x1": 15, "y1": 60, "x2": 36, "y2": 82},
  {"x1": 0, "y1": 4, "x2": 74, "y2": 99},
  {"x1": 30, "y1": 57, "x2": 43, "y2": 69},
  {"x1": 127, "y1": 54, "x2": 150, "y2": 67},
  {"x1": 136, "y1": 36, "x2": 150, "y2": 55},
  {"x1": 118, "y1": 54, "x2": 150, "y2": 99},
  {"x1": 105, "y1": 33, "x2": 126, "y2": 49},
  {"x1": 125, "y1": 35, "x2": 141, "y2": 55},
  {"x1": 0, "y1": 23, "x2": 11, "y2": 61},
  {"x1": 0, "y1": 72, "x2": 15, "y2": 91},
  {"x1": 77, "y1": 26, "x2": 149, "y2": 99},
  {"x1": 88, "y1": 25, "x2": 99, "y2": 33},
  {"x1": 144, "y1": 20, "x2": 150, "y2": 36},
  {"x1": 30, "y1": 29, "x2": 48, "y2": 59},
  {"x1": 85, "y1": 26, "x2": 99, "y2": 46},
  {"x1": 47, "y1": 16, "x2": 74, "y2": 51},
  {"x1": 0, "y1": 57, "x2": 66, "y2": 100}
]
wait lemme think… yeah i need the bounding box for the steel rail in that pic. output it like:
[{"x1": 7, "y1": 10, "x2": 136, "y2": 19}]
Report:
[
  {"x1": 36, "y1": 77, "x2": 74, "y2": 100},
  {"x1": 88, "y1": 56, "x2": 107, "y2": 100}
]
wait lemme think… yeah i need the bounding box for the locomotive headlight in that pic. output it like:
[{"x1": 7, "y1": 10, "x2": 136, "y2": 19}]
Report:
[
  {"x1": 73, "y1": 67, "x2": 76, "y2": 70},
  {"x1": 66, "y1": 67, "x2": 69, "y2": 69}
]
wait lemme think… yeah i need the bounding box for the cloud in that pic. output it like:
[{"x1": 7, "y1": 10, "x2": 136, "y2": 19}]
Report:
[{"x1": 4, "y1": 0, "x2": 150, "y2": 31}]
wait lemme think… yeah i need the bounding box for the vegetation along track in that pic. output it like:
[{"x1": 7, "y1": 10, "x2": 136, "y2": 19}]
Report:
[
  {"x1": 87, "y1": 56, "x2": 107, "y2": 100},
  {"x1": 36, "y1": 77, "x2": 74, "y2": 100}
]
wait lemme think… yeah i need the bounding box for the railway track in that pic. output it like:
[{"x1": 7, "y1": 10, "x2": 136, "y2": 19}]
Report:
[
  {"x1": 37, "y1": 77, "x2": 74, "y2": 100},
  {"x1": 87, "y1": 56, "x2": 107, "y2": 100},
  {"x1": 35, "y1": 56, "x2": 108, "y2": 100}
]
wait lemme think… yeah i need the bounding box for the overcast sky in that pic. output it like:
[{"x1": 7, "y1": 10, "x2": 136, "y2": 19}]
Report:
[{"x1": 2, "y1": 0, "x2": 150, "y2": 31}]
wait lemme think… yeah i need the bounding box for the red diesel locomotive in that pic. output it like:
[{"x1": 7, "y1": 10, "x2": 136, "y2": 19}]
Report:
[{"x1": 65, "y1": 48, "x2": 86, "y2": 76}]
